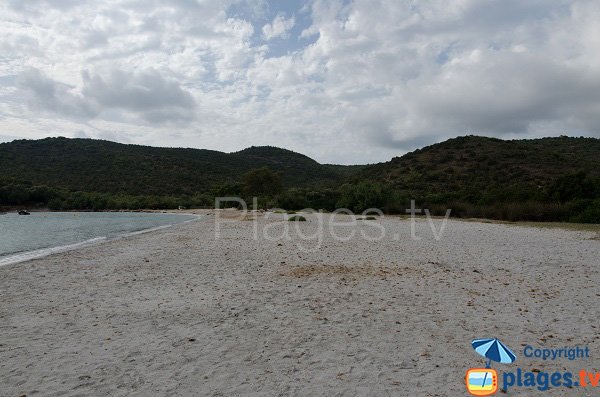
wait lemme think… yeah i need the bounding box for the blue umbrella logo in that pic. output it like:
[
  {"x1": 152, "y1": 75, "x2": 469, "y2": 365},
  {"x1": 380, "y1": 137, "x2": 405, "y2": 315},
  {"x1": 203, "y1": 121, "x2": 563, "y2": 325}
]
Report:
[{"x1": 471, "y1": 338, "x2": 516, "y2": 389}]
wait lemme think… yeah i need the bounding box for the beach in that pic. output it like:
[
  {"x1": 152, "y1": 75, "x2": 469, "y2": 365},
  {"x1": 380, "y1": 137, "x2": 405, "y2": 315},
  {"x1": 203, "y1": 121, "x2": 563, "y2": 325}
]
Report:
[{"x1": 1, "y1": 212, "x2": 599, "y2": 396}]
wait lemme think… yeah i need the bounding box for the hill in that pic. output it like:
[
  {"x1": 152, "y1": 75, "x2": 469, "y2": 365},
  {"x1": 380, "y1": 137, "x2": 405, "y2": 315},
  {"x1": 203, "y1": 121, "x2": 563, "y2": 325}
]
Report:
[
  {"x1": 348, "y1": 135, "x2": 600, "y2": 221},
  {"x1": 0, "y1": 138, "x2": 354, "y2": 196},
  {"x1": 358, "y1": 135, "x2": 600, "y2": 202},
  {"x1": 1, "y1": 135, "x2": 598, "y2": 222}
]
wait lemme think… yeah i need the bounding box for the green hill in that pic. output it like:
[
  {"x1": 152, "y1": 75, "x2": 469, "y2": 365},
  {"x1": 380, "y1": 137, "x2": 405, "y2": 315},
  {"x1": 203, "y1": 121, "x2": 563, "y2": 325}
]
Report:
[
  {"x1": 346, "y1": 135, "x2": 600, "y2": 222},
  {"x1": 0, "y1": 138, "x2": 353, "y2": 196},
  {"x1": 1, "y1": 135, "x2": 599, "y2": 222},
  {"x1": 358, "y1": 135, "x2": 600, "y2": 202}
]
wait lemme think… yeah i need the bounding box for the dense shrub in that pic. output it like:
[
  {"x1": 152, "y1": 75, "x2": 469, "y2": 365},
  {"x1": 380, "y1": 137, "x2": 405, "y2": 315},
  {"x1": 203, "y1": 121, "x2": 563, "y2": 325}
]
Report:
[
  {"x1": 242, "y1": 167, "x2": 282, "y2": 196},
  {"x1": 276, "y1": 189, "x2": 309, "y2": 210},
  {"x1": 336, "y1": 182, "x2": 388, "y2": 213},
  {"x1": 570, "y1": 199, "x2": 600, "y2": 223}
]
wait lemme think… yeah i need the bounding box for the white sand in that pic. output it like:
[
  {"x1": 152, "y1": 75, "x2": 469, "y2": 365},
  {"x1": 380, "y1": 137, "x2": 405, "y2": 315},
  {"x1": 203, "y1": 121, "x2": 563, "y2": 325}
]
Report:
[{"x1": 1, "y1": 213, "x2": 599, "y2": 396}]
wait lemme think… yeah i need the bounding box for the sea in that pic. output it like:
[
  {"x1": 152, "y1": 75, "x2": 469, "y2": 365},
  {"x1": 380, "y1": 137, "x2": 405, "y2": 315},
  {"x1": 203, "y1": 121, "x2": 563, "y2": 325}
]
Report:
[{"x1": 0, "y1": 211, "x2": 198, "y2": 266}]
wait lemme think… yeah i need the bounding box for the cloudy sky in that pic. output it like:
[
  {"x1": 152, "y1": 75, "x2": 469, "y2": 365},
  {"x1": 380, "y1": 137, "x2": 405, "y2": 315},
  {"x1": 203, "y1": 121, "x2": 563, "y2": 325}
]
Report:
[{"x1": 1, "y1": 0, "x2": 600, "y2": 164}]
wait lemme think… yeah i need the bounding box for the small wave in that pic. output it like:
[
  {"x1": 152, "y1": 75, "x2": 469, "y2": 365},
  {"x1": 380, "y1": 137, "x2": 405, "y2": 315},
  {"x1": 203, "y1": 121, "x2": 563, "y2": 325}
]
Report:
[
  {"x1": 0, "y1": 237, "x2": 107, "y2": 267},
  {"x1": 119, "y1": 215, "x2": 200, "y2": 238}
]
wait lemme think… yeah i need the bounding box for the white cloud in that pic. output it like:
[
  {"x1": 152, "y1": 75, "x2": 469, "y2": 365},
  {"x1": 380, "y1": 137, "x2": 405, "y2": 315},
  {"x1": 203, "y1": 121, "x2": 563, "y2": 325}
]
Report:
[
  {"x1": 1, "y1": 0, "x2": 600, "y2": 163},
  {"x1": 262, "y1": 14, "x2": 295, "y2": 40}
]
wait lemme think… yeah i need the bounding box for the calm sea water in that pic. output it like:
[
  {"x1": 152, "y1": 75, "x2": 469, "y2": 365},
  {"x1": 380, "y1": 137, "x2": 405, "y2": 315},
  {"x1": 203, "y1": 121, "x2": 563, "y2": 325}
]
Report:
[{"x1": 0, "y1": 212, "x2": 197, "y2": 266}]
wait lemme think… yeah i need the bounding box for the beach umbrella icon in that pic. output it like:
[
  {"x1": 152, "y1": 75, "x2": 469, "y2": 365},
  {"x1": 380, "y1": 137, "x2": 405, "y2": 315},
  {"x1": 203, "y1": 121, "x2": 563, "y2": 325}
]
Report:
[
  {"x1": 471, "y1": 338, "x2": 516, "y2": 389},
  {"x1": 472, "y1": 338, "x2": 516, "y2": 367}
]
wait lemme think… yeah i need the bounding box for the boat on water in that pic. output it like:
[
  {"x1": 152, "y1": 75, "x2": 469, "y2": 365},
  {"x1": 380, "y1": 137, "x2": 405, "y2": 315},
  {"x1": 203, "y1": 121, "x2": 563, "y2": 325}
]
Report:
[{"x1": 18, "y1": 210, "x2": 30, "y2": 215}]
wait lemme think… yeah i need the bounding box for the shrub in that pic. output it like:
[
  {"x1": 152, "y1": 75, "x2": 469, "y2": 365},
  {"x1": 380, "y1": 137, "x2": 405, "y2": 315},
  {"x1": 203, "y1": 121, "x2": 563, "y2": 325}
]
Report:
[
  {"x1": 276, "y1": 189, "x2": 309, "y2": 210},
  {"x1": 336, "y1": 182, "x2": 387, "y2": 213},
  {"x1": 570, "y1": 199, "x2": 600, "y2": 223},
  {"x1": 242, "y1": 167, "x2": 282, "y2": 196},
  {"x1": 47, "y1": 198, "x2": 64, "y2": 211}
]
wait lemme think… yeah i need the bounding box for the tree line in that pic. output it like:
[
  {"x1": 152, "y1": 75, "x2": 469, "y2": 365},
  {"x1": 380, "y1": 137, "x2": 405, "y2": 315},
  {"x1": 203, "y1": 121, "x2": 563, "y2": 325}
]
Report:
[{"x1": 3, "y1": 167, "x2": 598, "y2": 223}]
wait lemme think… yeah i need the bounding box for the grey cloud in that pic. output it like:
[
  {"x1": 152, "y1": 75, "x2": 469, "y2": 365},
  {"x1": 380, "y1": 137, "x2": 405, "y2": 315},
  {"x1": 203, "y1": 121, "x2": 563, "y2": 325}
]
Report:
[
  {"x1": 80, "y1": 30, "x2": 109, "y2": 50},
  {"x1": 0, "y1": 134, "x2": 29, "y2": 143},
  {"x1": 457, "y1": 0, "x2": 570, "y2": 32},
  {"x1": 16, "y1": 68, "x2": 97, "y2": 119},
  {"x1": 82, "y1": 69, "x2": 196, "y2": 112},
  {"x1": 95, "y1": 130, "x2": 132, "y2": 143},
  {"x1": 17, "y1": 68, "x2": 197, "y2": 125},
  {"x1": 391, "y1": 0, "x2": 569, "y2": 42},
  {"x1": 72, "y1": 130, "x2": 90, "y2": 138},
  {"x1": 142, "y1": 108, "x2": 196, "y2": 124},
  {"x1": 376, "y1": 133, "x2": 449, "y2": 153},
  {"x1": 408, "y1": 55, "x2": 600, "y2": 136},
  {"x1": 7, "y1": 0, "x2": 86, "y2": 12}
]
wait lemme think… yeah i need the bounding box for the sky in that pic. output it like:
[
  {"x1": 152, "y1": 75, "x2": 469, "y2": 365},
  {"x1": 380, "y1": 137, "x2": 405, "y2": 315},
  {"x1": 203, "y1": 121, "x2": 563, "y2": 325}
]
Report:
[{"x1": 1, "y1": 0, "x2": 600, "y2": 164}]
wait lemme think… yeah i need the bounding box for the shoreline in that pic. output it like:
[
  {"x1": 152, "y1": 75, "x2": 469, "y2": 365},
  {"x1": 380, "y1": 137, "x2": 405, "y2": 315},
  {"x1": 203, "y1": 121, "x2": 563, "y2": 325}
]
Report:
[
  {"x1": 0, "y1": 212, "x2": 203, "y2": 268},
  {"x1": 2, "y1": 210, "x2": 597, "y2": 269}
]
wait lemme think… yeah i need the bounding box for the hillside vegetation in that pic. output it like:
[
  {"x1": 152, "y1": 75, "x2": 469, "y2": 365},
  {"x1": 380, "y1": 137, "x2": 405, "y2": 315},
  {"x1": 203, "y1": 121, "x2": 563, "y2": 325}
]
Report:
[
  {"x1": 0, "y1": 138, "x2": 351, "y2": 195},
  {"x1": 1, "y1": 135, "x2": 599, "y2": 222},
  {"x1": 360, "y1": 136, "x2": 599, "y2": 197},
  {"x1": 353, "y1": 136, "x2": 600, "y2": 221}
]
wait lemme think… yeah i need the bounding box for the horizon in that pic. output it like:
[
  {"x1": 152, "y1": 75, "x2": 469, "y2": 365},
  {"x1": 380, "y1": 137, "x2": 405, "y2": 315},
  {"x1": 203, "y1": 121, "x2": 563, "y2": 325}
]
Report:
[{"x1": 1, "y1": 1, "x2": 600, "y2": 164}]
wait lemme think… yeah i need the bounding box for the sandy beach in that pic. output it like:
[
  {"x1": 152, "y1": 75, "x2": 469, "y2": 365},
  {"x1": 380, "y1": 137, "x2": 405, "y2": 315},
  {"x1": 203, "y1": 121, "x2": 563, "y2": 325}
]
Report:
[{"x1": 1, "y1": 212, "x2": 599, "y2": 396}]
